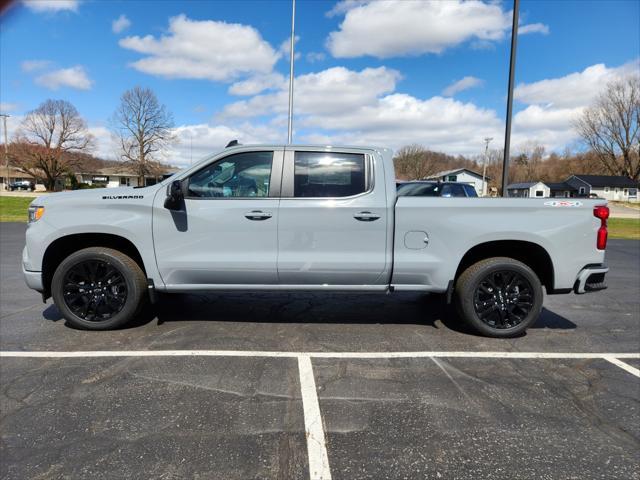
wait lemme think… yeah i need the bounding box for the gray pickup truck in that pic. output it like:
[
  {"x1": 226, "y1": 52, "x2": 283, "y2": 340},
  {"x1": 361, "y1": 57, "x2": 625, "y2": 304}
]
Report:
[{"x1": 23, "y1": 144, "x2": 610, "y2": 337}]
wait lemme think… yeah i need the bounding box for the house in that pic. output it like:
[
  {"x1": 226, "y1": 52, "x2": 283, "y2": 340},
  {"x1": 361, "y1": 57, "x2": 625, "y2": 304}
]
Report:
[
  {"x1": 1, "y1": 166, "x2": 46, "y2": 191},
  {"x1": 568, "y1": 175, "x2": 638, "y2": 202},
  {"x1": 507, "y1": 175, "x2": 639, "y2": 201},
  {"x1": 75, "y1": 166, "x2": 178, "y2": 188},
  {"x1": 426, "y1": 168, "x2": 488, "y2": 196},
  {"x1": 2, "y1": 165, "x2": 176, "y2": 191}
]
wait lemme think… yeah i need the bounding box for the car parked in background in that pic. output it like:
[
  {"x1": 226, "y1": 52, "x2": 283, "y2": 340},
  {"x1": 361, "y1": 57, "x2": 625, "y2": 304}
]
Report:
[
  {"x1": 397, "y1": 181, "x2": 478, "y2": 197},
  {"x1": 8, "y1": 180, "x2": 35, "y2": 192}
]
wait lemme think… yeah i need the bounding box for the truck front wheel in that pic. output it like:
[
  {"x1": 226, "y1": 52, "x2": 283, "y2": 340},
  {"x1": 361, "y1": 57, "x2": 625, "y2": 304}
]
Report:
[
  {"x1": 454, "y1": 257, "x2": 543, "y2": 338},
  {"x1": 51, "y1": 247, "x2": 147, "y2": 330}
]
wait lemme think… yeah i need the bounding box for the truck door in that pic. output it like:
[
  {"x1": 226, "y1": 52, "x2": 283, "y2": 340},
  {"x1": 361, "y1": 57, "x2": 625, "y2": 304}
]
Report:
[
  {"x1": 152, "y1": 149, "x2": 283, "y2": 287},
  {"x1": 277, "y1": 148, "x2": 389, "y2": 285}
]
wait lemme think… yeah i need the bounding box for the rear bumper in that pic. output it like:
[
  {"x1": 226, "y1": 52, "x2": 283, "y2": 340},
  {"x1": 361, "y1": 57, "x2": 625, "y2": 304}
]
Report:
[
  {"x1": 574, "y1": 264, "x2": 608, "y2": 294},
  {"x1": 23, "y1": 266, "x2": 44, "y2": 292}
]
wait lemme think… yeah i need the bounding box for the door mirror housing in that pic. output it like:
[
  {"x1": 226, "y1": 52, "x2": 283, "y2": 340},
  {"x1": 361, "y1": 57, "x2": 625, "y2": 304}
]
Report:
[{"x1": 164, "y1": 180, "x2": 184, "y2": 210}]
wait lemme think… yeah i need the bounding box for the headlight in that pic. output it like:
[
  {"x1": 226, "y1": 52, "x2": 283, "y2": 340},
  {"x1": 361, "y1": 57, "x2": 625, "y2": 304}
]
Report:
[{"x1": 28, "y1": 206, "x2": 45, "y2": 223}]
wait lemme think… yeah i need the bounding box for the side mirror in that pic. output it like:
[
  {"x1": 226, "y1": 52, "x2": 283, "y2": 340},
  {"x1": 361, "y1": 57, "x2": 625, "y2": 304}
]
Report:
[{"x1": 164, "y1": 180, "x2": 184, "y2": 210}]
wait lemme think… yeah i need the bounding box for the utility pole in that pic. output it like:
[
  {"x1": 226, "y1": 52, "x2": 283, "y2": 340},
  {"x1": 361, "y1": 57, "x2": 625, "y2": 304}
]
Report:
[
  {"x1": 0, "y1": 113, "x2": 9, "y2": 191},
  {"x1": 286, "y1": 0, "x2": 296, "y2": 144},
  {"x1": 482, "y1": 137, "x2": 493, "y2": 196},
  {"x1": 501, "y1": 0, "x2": 519, "y2": 196}
]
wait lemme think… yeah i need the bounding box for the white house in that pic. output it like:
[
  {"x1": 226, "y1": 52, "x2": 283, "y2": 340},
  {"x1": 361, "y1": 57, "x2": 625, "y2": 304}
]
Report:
[
  {"x1": 507, "y1": 175, "x2": 639, "y2": 201},
  {"x1": 426, "y1": 168, "x2": 488, "y2": 196}
]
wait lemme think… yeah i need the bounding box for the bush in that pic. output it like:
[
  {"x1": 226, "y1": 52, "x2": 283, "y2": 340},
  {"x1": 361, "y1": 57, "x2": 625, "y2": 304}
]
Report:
[{"x1": 75, "y1": 183, "x2": 103, "y2": 190}]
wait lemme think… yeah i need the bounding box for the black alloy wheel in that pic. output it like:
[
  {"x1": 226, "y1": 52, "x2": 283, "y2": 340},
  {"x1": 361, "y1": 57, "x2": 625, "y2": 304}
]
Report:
[
  {"x1": 472, "y1": 270, "x2": 534, "y2": 329},
  {"x1": 62, "y1": 260, "x2": 128, "y2": 321}
]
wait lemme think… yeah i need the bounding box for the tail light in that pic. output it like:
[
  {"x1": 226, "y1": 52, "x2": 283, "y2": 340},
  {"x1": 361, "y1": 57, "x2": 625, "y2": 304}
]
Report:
[{"x1": 593, "y1": 205, "x2": 609, "y2": 250}]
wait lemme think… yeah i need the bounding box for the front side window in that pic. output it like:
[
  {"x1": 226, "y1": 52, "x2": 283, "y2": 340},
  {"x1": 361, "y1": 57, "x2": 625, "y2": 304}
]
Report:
[
  {"x1": 294, "y1": 151, "x2": 366, "y2": 198},
  {"x1": 188, "y1": 151, "x2": 273, "y2": 198}
]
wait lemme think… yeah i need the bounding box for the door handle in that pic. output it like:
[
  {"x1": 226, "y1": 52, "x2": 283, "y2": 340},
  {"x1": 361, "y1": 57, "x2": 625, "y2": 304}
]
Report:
[
  {"x1": 244, "y1": 210, "x2": 272, "y2": 221},
  {"x1": 353, "y1": 211, "x2": 380, "y2": 222}
]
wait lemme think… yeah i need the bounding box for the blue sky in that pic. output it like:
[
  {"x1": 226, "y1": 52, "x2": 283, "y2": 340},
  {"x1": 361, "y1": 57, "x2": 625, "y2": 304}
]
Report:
[{"x1": 1, "y1": 0, "x2": 639, "y2": 165}]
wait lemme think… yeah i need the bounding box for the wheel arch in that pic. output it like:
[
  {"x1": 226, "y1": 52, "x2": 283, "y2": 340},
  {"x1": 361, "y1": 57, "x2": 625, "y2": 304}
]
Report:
[
  {"x1": 454, "y1": 240, "x2": 555, "y2": 292},
  {"x1": 42, "y1": 233, "x2": 147, "y2": 296}
]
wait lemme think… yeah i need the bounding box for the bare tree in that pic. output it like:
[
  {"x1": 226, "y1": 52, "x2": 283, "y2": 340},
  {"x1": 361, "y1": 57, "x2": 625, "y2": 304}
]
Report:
[
  {"x1": 575, "y1": 76, "x2": 640, "y2": 180},
  {"x1": 393, "y1": 144, "x2": 440, "y2": 180},
  {"x1": 13, "y1": 99, "x2": 92, "y2": 190},
  {"x1": 112, "y1": 86, "x2": 175, "y2": 185},
  {"x1": 512, "y1": 141, "x2": 545, "y2": 182}
]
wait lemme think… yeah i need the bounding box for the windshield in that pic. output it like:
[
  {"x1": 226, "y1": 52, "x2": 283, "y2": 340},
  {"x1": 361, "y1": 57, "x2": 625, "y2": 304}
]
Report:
[{"x1": 397, "y1": 182, "x2": 441, "y2": 196}]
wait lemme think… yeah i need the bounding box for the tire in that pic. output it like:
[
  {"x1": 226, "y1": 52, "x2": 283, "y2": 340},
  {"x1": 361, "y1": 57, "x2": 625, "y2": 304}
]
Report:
[
  {"x1": 454, "y1": 257, "x2": 543, "y2": 338},
  {"x1": 51, "y1": 247, "x2": 147, "y2": 330}
]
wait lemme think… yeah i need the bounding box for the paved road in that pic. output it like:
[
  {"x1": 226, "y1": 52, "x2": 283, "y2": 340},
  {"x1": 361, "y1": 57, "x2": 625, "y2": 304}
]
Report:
[
  {"x1": 609, "y1": 203, "x2": 640, "y2": 219},
  {"x1": 1, "y1": 222, "x2": 638, "y2": 479}
]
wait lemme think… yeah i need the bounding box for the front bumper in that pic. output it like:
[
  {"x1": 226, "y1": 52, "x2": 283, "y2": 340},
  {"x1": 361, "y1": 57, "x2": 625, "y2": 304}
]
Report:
[
  {"x1": 23, "y1": 262, "x2": 44, "y2": 292},
  {"x1": 574, "y1": 264, "x2": 608, "y2": 294}
]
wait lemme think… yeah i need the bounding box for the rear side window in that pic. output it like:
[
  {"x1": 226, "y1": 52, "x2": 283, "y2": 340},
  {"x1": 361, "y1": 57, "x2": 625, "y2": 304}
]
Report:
[{"x1": 294, "y1": 151, "x2": 366, "y2": 198}]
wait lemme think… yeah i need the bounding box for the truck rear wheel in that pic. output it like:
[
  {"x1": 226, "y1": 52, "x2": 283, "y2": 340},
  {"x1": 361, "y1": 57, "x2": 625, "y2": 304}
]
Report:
[
  {"x1": 454, "y1": 257, "x2": 543, "y2": 338},
  {"x1": 51, "y1": 247, "x2": 147, "y2": 330}
]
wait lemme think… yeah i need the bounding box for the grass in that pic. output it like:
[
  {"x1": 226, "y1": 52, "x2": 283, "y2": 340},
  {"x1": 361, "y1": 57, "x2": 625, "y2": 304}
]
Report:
[
  {"x1": 608, "y1": 218, "x2": 640, "y2": 240},
  {"x1": 0, "y1": 196, "x2": 36, "y2": 222}
]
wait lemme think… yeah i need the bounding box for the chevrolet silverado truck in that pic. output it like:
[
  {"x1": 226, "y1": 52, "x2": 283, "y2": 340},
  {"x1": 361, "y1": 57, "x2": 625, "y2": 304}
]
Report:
[{"x1": 23, "y1": 144, "x2": 610, "y2": 337}]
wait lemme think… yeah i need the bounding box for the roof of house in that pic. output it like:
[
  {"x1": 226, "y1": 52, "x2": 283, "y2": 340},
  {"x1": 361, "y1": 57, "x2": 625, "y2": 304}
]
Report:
[
  {"x1": 506, "y1": 182, "x2": 537, "y2": 189},
  {"x1": 570, "y1": 175, "x2": 638, "y2": 188},
  {"x1": 428, "y1": 168, "x2": 486, "y2": 180},
  {"x1": 546, "y1": 182, "x2": 576, "y2": 191}
]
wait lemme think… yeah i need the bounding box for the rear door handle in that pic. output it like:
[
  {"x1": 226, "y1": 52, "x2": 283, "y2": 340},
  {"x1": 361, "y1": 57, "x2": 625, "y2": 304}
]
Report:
[
  {"x1": 244, "y1": 210, "x2": 272, "y2": 221},
  {"x1": 353, "y1": 211, "x2": 380, "y2": 222}
]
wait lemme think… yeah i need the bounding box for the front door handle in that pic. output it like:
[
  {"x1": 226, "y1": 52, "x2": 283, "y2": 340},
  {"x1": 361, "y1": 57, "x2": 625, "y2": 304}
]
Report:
[
  {"x1": 244, "y1": 210, "x2": 272, "y2": 221},
  {"x1": 353, "y1": 211, "x2": 380, "y2": 222}
]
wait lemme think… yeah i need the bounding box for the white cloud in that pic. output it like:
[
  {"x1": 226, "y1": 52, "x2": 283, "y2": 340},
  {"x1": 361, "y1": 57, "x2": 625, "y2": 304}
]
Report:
[
  {"x1": 221, "y1": 66, "x2": 400, "y2": 119},
  {"x1": 228, "y1": 73, "x2": 287, "y2": 96},
  {"x1": 34, "y1": 66, "x2": 93, "y2": 90},
  {"x1": 442, "y1": 76, "x2": 483, "y2": 96},
  {"x1": 326, "y1": 0, "x2": 511, "y2": 58},
  {"x1": 306, "y1": 52, "x2": 326, "y2": 63},
  {"x1": 21, "y1": 59, "x2": 52, "y2": 72},
  {"x1": 514, "y1": 60, "x2": 638, "y2": 108},
  {"x1": 519, "y1": 23, "x2": 550, "y2": 35},
  {"x1": 119, "y1": 14, "x2": 279, "y2": 82},
  {"x1": 22, "y1": 0, "x2": 79, "y2": 13},
  {"x1": 220, "y1": 65, "x2": 501, "y2": 155},
  {"x1": 326, "y1": 0, "x2": 368, "y2": 17},
  {"x1": 279, "y1": 35, "x2": 301, "y2": 61},
  {"x1": 168, "y1": 123, "x2": 283, "y2": 166},
  {"x1": 0, "y1": 103, "x2": 18, "y2": 113},
  {"x1": 112, "y1": 14, "x2": 131, "y2": 34},
  {"x1": 511, "y1": 60, "x2": 640, "y2": 152}
]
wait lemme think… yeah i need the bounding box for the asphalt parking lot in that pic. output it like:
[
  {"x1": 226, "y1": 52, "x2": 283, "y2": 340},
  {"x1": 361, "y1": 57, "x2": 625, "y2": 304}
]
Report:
[{"x1": 1, "y1": 222, "x2": 638, "y2": 479}]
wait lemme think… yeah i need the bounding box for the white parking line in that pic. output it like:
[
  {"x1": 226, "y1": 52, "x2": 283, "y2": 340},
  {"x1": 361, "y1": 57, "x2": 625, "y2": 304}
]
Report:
[
  {"x1": 603, "y1": 356, "x2": 640, "y2": 377},
  {"x1": 3, "y1": 348, "x2": 639, "y2": 480},
  {"x1": 2, "y1": 350, "x2": 639, "y2": 359},
  {"x1": 298, "y1": 355, "x2": 332, "y2": 480}
]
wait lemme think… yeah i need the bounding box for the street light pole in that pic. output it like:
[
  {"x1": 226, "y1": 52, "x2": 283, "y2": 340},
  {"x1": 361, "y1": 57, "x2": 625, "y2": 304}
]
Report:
[
  {"x1": 482, "y1": 137, "x2": 493, "y2": 196},
  {"x1": 286, "y1": 0, "x2": 296, "y2": 145},
  {"x1": 501, "y1": 0, "x2": 519, "y2": 196},
  {"x1": 0, "y1": 113, "x2": 9, "y2": 191}
]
